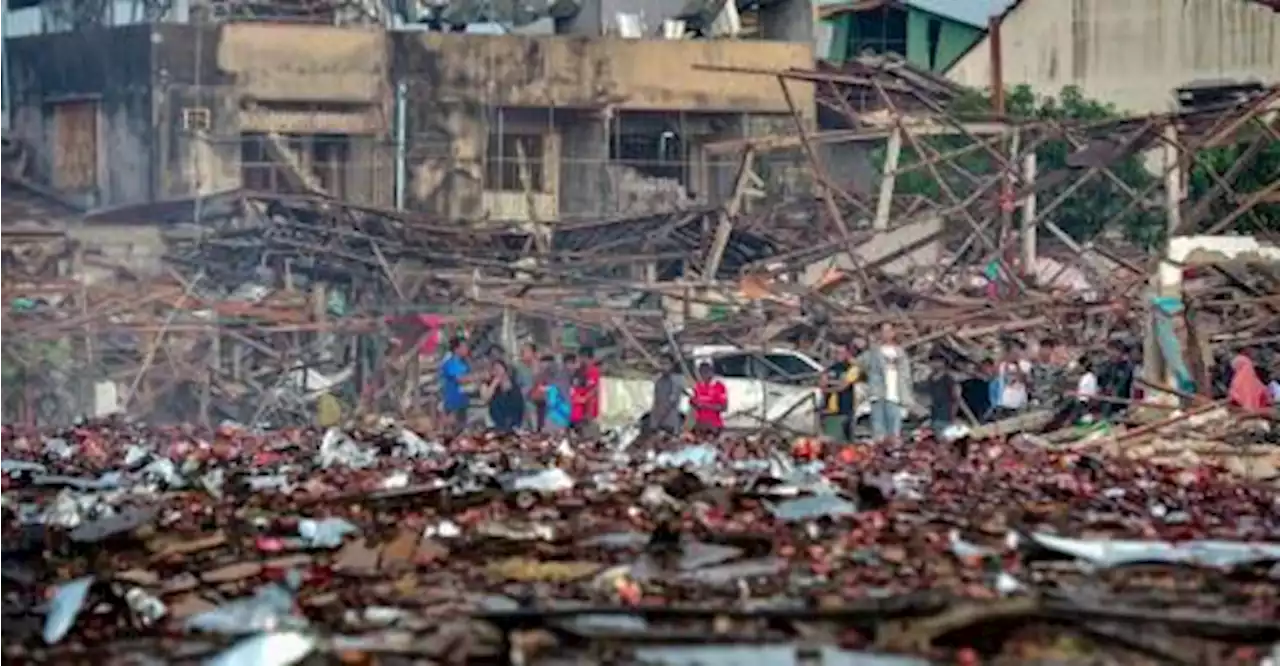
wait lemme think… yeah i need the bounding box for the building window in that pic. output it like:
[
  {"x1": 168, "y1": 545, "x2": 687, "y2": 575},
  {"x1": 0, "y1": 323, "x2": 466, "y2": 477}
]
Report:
[
  {"x1": 485, "y1": 133, "x2": 546, "y2": 192},
  {"x1": 612, "y1": 129, "x2": 685, "y2": 184},
  {"x1": 240, "y1": 133, "x2": 350, "y2": 197},
  {"x1": 850, "y1": 6, "x2": 908, "y2": 58},
  {"x1": 926, "y1": 18, "x2": 943, "y2": 70}
]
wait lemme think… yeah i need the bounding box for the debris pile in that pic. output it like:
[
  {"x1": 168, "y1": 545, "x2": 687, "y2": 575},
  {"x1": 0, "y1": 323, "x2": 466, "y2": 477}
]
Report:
[{"x1": 3, "y1": 423, "x2": 1278, "y2": 664}]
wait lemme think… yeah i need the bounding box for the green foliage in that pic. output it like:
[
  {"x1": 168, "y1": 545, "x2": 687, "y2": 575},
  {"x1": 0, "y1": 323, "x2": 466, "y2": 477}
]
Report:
[
  {"x1": 1186, "y1": 139, "x2": 1280, "y2": 236},
  {"x1": 874, "y1": 84, "x2": 1278, "y2": 248}
]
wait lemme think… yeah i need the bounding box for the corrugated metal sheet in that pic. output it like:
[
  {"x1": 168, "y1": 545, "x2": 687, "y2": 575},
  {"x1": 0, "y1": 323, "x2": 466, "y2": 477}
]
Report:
[
  {"x1": 51, "y1": 100, "x2": 98, "y2": 191},
  {"x1": 946, "y1": 0, "x2": 1280, "y2": 114}
]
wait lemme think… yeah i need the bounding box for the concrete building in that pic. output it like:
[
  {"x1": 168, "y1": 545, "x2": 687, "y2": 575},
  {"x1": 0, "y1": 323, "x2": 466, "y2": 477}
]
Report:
[
  {"x1": 816, "y1": 0, "x2": 1005, "y2": 72},
  {"x1": 946, "y1": 0, "x2": 1280, "y2": 113},
  {"x1": 3, "y1": 15, "x2": 814, "y2": 221}
]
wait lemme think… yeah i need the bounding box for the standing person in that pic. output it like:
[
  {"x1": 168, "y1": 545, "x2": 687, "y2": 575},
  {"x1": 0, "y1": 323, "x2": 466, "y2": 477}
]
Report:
[
  {"x1": 581, "y1": 347, "x2": 602, "y2": 410},
  {"x1": 924, "y1": 352, "x2": 960, "y2": 434},
  {"x1": 819, "y1": 343, "x2": 859, "y2": 443},
  {"x1": 690, "y1": 361, "x2": 728, "y2": 434},
  {"x1": 1029, "y1": 338, "x2": 1066, "y2": 410},
  {"x1": 993, "y1": 345, "x2": 1030, "y2": 417},
  {"x1": 960, "y1": 358, "x2": 995, "y2": 423},
  {"x1": 1098, "y1": 341, "x2": 1135, "y2": 418},
  {"x1": 540, "y1": 365, "x2": 573, "y2": 433},
  {"x1": 1228, "y1": 349, "x2": 1271, "y2": 412},
  {"x1": 515, "y1": 343, "x2": 540, "y2": 431},
  {"x1": 439, "y1": 337, "x2": 473, "y2": 432},
  {"x1": 568, "y1": 358, "x2": 601, "y2": 436},
  {"x1": 571, "y1": 347, "x2": 601, "y2": 434},
  {"x1": 1045, "y1": 356, "x2": 1098, "y2": 430},
  {"x1": 859, "y1": 323, "x2": 912, "y2": 443},
  {"x1": 648, "y1": 356, "x2": 685, "y2": 434},
  {"x1": 483, "y1": 360, "x2": 526, "y2": 433}
]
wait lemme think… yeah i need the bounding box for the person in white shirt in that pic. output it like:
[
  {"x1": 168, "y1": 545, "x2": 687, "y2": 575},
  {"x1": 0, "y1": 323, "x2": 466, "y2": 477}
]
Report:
[
  {"x1": 996, "y1": 347, "x2": 1030, "y2": 413},
  {"x1": 858, "y1": 322, "x2": 913, "y2": 444}
]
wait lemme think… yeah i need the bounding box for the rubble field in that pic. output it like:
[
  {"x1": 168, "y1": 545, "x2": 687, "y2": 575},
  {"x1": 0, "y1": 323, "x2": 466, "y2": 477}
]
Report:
[{"x1": 3, "y1": 421, "x2": 1277, "y2": 666}]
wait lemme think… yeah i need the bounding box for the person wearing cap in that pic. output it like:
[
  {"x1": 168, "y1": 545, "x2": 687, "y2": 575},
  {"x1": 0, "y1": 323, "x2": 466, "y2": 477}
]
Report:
[{"x1": 690, "y1": 361, "x2": 728, "y2": 434}]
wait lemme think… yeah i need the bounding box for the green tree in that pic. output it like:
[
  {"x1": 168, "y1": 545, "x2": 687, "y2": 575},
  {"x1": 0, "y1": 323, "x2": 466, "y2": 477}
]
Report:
[
  {"x1": 875, "y1": 84, "x2": 1277, "y2": 249},
  {"x1": 1186, "y1": 138, "x2": 1280, "y2": 236}
]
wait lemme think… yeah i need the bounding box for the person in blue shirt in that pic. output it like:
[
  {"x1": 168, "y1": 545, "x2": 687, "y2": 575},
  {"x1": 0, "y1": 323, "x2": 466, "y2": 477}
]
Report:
[
  {"x1": 541, "y1": 377, "x2": 573, "y2": 432},
  {"x1": 439, "y1": 337, "x2": 472, "y2": 430}
]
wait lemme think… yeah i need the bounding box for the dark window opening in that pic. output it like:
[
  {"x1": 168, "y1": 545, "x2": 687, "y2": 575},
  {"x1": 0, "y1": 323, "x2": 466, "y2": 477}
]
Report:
[
  {"x1": 610, "y1": 128, "x2": 686, "y2": 183},
  {"x1": 926, "y1": 18, "x2": 943, "y2": 70},
  {"x1": 241, "y1": 133, "x2": 351, "y2": 198},
  {"x1": 485, "y1": 133, "x2": 546, "y2": 192},
  {"x1": 312, "y1": 137, "x2": 349, "y2": 198},
  {"x1": 758, "y1": 353, "x2": 819, "y2": 385},
  {"x1": 712, "y1": 354, "x2": 752, "y2": 378},
  {"x1": 849, "y1": 6, "x2": 908, "y2": 58}
]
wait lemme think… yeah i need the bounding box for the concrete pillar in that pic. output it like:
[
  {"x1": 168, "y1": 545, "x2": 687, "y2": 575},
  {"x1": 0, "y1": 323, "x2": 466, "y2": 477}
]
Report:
[{"x1": 558, "y1": 111, "x2": 610, "y2": 217}]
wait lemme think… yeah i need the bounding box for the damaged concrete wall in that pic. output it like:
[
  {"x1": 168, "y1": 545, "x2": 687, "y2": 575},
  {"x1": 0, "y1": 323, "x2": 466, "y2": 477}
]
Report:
[
  {"x1": 4, "y1": 25, "x2": 155, "y2": 208},
  {"x1": 394, "y1": 33, "x2": 815, "y2": 113},
  {"x1": 558, "y1": 112, "x2": 612, "y2": 218},
  {"x1": 150, "y1": 23, "x2": 392, "y2": 202},
  {"x1": 69, "y1": 225, "x2": 168, "y2": 281},
  {"x1": 217, "y1": 24, "x2": 387, "y2": 105},
  {"x1": 392, "y1": 33, "x2": 814, "y2": 218},
  {"x1": 152, "y1": 25, "x2": 241, "y2": 199}
]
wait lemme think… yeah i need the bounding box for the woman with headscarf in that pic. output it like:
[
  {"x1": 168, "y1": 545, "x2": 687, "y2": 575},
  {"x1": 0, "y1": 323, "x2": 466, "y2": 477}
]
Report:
[{"x1": 1228, "y1": 350, "x2": 1271, "y2": 412}]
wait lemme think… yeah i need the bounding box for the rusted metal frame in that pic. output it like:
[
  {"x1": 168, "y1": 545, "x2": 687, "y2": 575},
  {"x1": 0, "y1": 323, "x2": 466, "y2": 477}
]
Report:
[
  {"x1": 948, "y1": 127, "x2": 1133, "y2": 294},
  {"x1": 900, "y1": 86, "x2": 1175, "y2": 264},
  {"x1": 1194, "y1": 88, "x2": 1280, "y2": 150},
  {"x1": 703, "y1": 148, "x2": 757, "y2": 283},
  {"x1": 121, "y1": 273, "x2": 204, "y2": 413},
  {"x1": 776, "y1": 75, "x2": 889, "y2": 315},
  {"x1": 992, "y1": 123, "x2": 1155, "y2": 281},
  {"x1": 772, "y1": 79, "x2": 872, "y2": 220},
  {"x1": 1177, "y1": 117, "x2": 1277, "y2": 234},
  {"x1": 558, "y1": 211, "x2": 699, "y2": 259},
  {"x1": 822, "y1": 75, "x2": 1013, "y2": 182},
  {"x1": 1203, "y1": 180, "x2": 1280, "y2": 235},
  {"x1": 872, "y1": 81, "x2": 1028, "y2": 297},
  {"x1": 694, "y1": 62, "x2": 916, "y2": 96},
  {"x1": 1042, "y1": 118, "x2": 1148, "y2": 203},
  {"x1": 905, "y1": 125, "x2": 1067, "y2": 291},
  {"x1": 818, "y1": 81, "x2": 886, "y2": 216}
]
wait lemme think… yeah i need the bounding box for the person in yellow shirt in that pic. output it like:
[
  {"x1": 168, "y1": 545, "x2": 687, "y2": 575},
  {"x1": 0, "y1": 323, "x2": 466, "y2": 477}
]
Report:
[{"x1": 819, "y1": 343, "x2": 860, "y2": 443}]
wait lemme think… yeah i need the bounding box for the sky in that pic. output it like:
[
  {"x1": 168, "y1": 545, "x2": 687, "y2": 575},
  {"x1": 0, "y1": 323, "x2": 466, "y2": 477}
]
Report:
[{"x1": 902, "y1": 0, "x2": 1020, "y2": 27}]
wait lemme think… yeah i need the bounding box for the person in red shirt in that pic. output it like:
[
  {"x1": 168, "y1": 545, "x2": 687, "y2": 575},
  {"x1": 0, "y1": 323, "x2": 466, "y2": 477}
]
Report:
[
  {"x1": 581, "y1": 347, "x2": 602, "y2": 415},
  {"x1": 691, "y1": 361, "x2": 728, "y2": 433},
  {"x1": 568, "y1": 348, "x2": 602, "y2": 435}
]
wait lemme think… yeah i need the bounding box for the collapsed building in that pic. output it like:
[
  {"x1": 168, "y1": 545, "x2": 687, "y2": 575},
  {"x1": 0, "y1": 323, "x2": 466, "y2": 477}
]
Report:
[{"x1": 1, "y1": 0, "x2": 1278, "y2": 428}]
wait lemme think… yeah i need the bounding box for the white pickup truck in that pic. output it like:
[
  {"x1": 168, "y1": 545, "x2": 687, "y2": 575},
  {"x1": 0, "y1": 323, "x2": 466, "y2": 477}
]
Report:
[{"x1": 599, "y1": 345, "x2": 872, "y2": 434}]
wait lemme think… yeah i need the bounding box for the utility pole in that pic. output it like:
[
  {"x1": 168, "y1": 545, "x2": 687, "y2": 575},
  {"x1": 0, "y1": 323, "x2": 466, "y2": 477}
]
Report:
[{"x1": 988, "y1": 12, "x2": 1008, "y2": 247}]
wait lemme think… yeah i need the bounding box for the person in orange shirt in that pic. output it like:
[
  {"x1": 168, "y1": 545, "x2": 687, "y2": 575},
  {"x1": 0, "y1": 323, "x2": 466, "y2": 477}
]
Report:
[{"x1": 691, "y1": 362, "x2": 728, "y2": 434}]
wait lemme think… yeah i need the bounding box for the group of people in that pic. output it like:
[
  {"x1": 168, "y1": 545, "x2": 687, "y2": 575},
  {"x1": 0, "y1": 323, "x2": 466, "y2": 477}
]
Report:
[
  {"x1": 818, "y1": 326, "x2": 1275, "y2": 446},
  {"x1": 648, "y1": 360, "x2": 730, "y2": 434},
  {"x1": 435, "y1": 326, "x2": 1273, "y2": 440},
  {"x1": 437, "y1": 339, "x2": 603, "y2": 434},
  {"x1": 818, "y1": 322, "x2": 914, "y2": 444}
]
